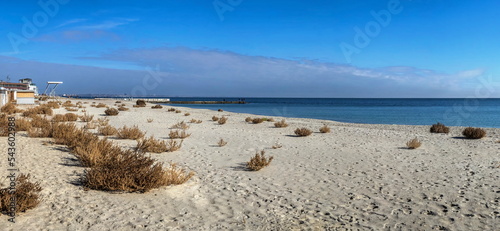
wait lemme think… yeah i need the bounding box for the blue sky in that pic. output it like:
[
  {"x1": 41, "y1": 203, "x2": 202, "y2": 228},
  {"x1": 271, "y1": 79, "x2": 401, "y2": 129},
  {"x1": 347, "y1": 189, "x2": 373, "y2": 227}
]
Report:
[{"x1": 0, "y1": 0, "x2": 499, "y2": 97}]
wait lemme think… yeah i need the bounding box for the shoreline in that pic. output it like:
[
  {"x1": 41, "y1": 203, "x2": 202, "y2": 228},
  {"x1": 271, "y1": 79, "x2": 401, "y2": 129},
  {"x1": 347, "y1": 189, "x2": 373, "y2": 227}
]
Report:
[{"x1": 1, "y1": 98, "x2": 498, "y2": 230}]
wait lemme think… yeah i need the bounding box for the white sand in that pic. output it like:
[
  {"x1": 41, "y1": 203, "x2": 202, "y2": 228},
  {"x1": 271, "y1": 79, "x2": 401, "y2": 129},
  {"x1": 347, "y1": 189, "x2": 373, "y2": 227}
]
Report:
[{"x1": 1, "y1": 99, "x2": 499, "y2": 230}]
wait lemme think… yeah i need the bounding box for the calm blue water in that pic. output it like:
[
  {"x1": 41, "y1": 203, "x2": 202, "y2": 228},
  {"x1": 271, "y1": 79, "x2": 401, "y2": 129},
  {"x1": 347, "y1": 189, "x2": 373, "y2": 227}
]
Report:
[{"x1": 165, "y1": 98, "x2": 500, "y2": 128}]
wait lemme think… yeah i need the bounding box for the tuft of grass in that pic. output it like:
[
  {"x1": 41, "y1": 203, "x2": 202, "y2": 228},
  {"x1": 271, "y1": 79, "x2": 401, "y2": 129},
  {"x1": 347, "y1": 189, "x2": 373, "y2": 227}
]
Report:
[
  {"x1": 190, "y1": 119, "x2": 203, "y2": 124},
  {"x1": 96, "y1": 103, "x2": 107, "y2": 108},
  {"x1": 118, "y1": 106, "x2": 129, "y2": 111},
  {"x1": 136, "y1": 136, "x2": 169, "y2": 153},
  {"x1": 45, "y1": 101, "x2": 60, "y2": 109},
  {"x1": 218, "y1": 116, "x2": 228, "y2": 125},
  {"x1": 171, "y1": 121, "x2": 190, "y2": 129},
  {"x1": 1, "y1": 103, "x2": 21, "y2": 114},
  {"x1": 15, "y1": 118, "x2": 32, "y2": 131},
  {"x1": 247, "y1": 150, "x2": 273, "y2": 171},
  {"x1": 117, "y1": 125, "x2": 145, "y2": 140},
  {"x1": 22, "y1": 105, "x2": 53, "y2": 117},
  {"x1": 406, "y1": 138, "x2": 422, "y2": 149},
  {"x1": 212, "y1": 116, "x2": 219, "y2": 121},
  {"x1": 147, "y1": 118, "x2": 154, "y2": 123},
  {"x1": 84, "y1": 122, "x2": 97, "y2": 129},
  {"x1": 217, "y1": 138, "x2": 227, "y2": 147},
  {"x1": 104, "y1": 108, "x2": 119, "y2": 116},
  {"x1": 169, "y1": 129, "x2": 191, "y2": 139},
  {"x1": 0, "y1": 174, "x2": 42, "y2": 213},
  {"x1": 98, "y1": 125, "x2": 118, "y2": 136},
  {"x1": 184, "y1": 113, "x2": 190, "y2": 116},
  {"x1": 272, "y1": 142, "x2": 283, "y2": 149},
  {"x1": 319, "y1": 125, "x2": 331, "y2": 133},
  {"x1": 245, "y1": 117, "x2": 252, "y2": 122},
  {"x1": 294, "y1": 128, "x2": 312, "y2": 137},
  {"x1": 136, "y1": 100, "x2": 146, "y2": 107},
  {"x1": 274, "y1": 119, "x2": 288, "y2": 128},
  {"x1": 430, "y1": 122, "x2": 450, "y2": 134},
  {"x1": 65, "y1": 107, "x2": 79, "y2": 112},
  {"x1": 62, "y1": 100, "x2": 75, "y2": 107},
  {"x1": 79, "y1": 113, "x2": 94, "y2": 122},
  {"x1": 462, "y1": 127, "x2": 486, "y2": 139},
  {"x1": 252, "y1": 118, "x2": 265, "y2": 124},
  {"x1": 175, "y1": 110, "x2": 182, "y2": 113},
  {"x1": 168, "y1": 108, "x2": 176, "y2": 112},
  {"x1": 166, "y1": 139, "x2": 183, "y2": 152},
  {"x1": 218, "y1": 109, "x2": 223, "y2": 112},
  {"x1": 151, "y1": 104, "x2": 163, "y2": 109},
  {"x1": 64, "y1": 113, "x2": 78, "y2": 121},
  {"x1": 97, "y1": 118, "x2": 109, "y2": 126},
  {"x1": 51, "y1": 114, "x2": 67, "y2": 122},
  {"x1": 115, "y1": 101, "x2": 121, "y2": 103}
]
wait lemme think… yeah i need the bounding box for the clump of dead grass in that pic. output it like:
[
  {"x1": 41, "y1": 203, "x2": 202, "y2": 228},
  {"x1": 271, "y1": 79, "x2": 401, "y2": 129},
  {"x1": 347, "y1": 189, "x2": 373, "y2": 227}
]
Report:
[
  {"x1": 218, "y1": 116, "x2": 228, "y2": 125},
  {"x1": 294, "y1": 128, "x2": 312, "y2": 137},
  {"x1": 147, "y1": 118, "x2": 153, "y2": 123},
  {"x1": 117, "y1": 125, "x2": 145, "y2": 140},
  {"x1": 212, "y1": 116, "x2": 219, "y2": 121},
  {"x1": 171, "y1": 121, "x2": 189, "y2": 129},
  {"x1": 169, "y1": 129, "x2": 191, "y2": 139},
  {"x1": 319, "y1": 125, "x2": 331, "y2": 133},
  {"x1": 95, "y1": 103, "x2": 106, "y2": 108},
  {"x1": 151, "y1": 104, "x2": 163, "y2": 109},
  {"x1": 462, "y1": 127, "x2": 486, "y2": 139},
  {"x1": 79, "y1": 113, "x2": 94, "y2": 122},
  {"x1": 430, "y1": 122, "x2": 450, "y2": 134},
  {"x1": 118, "y1": 106, "x2": 129, "y2": 111},
  {"x1": 104, "y1": 108, "x2": 119, "y2": 116},
  {"x1": 217, "y1": 138, "x2": 227, "y2": 147},
  {"x1": 136, "y1": 100, "x2": 146, "y2": 107},
  {"x1": 0, "y1": 174, "x2": 42, "y2": 213},
  {"x1": 274, "y1": 119, "x2": 288, "y2": 128},
  {"x1": 98, "y1": 125, "x2": 118, "y2": 136},
  {"x1": 406, "y1": 138, "x2": 422, "y2": 149},
  {"x1": 247, "y1": 150, "x2": 273, "y2": 171},
  {"x1": 1, "y1": 103, "x2": 21, "y2": 114}
]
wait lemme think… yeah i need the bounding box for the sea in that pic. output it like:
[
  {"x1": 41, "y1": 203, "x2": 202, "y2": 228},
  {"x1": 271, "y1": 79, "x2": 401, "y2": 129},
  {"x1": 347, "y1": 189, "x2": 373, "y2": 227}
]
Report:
[{"x1": 163, "y1": 98, "x2": 500, "y2": 128}]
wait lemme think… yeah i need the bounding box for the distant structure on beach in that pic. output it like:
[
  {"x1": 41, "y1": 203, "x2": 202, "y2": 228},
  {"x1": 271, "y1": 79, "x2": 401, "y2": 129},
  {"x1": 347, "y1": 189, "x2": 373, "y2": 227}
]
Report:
[{"x1": 0, "y1": 78, "x2": 38, "y2": 106}]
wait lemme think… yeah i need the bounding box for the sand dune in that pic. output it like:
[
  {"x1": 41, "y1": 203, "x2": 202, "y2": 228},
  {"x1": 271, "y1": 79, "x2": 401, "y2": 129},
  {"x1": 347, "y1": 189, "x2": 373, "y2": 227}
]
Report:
[{"x1": 1, "y1": 99, "x2": 498, "y2": 230}]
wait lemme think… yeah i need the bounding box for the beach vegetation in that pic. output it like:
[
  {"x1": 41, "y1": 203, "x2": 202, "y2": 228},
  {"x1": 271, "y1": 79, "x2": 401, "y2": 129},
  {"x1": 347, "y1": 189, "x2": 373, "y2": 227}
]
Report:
[
  {"x1": 247, "y1": 150, "x2": 273, "y2": 171},
  {"x1": 169, "y1": 129, "x2": 191, "y2": 139},
  {"x1": 0, "y1": 174, "x2": 42, "y2": 213},
  {"x1": 104, "y1": 108, "x2": 119, "y2": 116},
  {"x1": 1, "y1": 103, "x2": 21, "y2": 114},
  {"x1": 64, "y1": 113, "x2": 78, "y2": 121},
  {"x1": 462, "y1": 127, "x2": 486, "y2": 139},
  {"x1": 151, "y1": 104, "x2": 163, "y2": 109},
  {"x1": 171, "y1": 121, "x2": 190, "y2": 129},
  {"x1": 430, "y1": 122, "x2": 450, "y2": 134},
  {"x1": 147, "y1": 118, "x2": 153, "y2": 123},
  {"x1": 96, "y1": 103, "x2": 106, "y2": 108},
  {"x1": 136, "y1": 100, "x2": 147, "y2": 107},
  {"x1": 79, "y1": 113, "x2": 94, "y2": 122},
  {"x1": 319, "y1": 125, "x2": 331, "y2": 133},
  {"x1": 118, "y1": 106, "x2": 129, "y2": 111},
  {"x1": 218, "y1": 116, "x2": 228, "y2": 125},
  {"x1": 406, "y1": 138, "x2": 422, "y2": 149},
  {"x1": 117, "y1": 125, "x2": 145, "y2": 140},
  {"x1": 274, "y1": 119, "x2": 288, "y2": 128},
  {"x1": 294, "y1": 128, "x2": 312, "y2": 137},
  {"x1": 217, "y1": 138, "x2": 227, "y2": 147},
  {"x1": 98, "y1": 125, "x2": 118, "y2": 136},
  {"x1": 212, "y1": 116, "x2": 219, "y2": 121}
]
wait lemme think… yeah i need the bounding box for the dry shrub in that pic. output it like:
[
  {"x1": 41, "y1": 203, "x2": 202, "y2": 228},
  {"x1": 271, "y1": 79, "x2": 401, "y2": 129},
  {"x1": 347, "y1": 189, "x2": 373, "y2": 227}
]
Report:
[
  {"x1": 117, "y1": 125, "x2": 145, "y2": 140},
  {"x1": 319, "y1": 125, "x2": 331, "y2": 133},
  {"x1": 79, "y1": 113, "x2": 94, "y2": 122},
  {"x1": 64, "y1": 113, "x2": 78, "y2": 121},
  {"x1": 171, "y1": 121, "x2": 189, "y2": 129},
  {"x1": 98, "y1": 125, "x2": 118, "y2": 136},
  {"x1": 294, "y1": 128, "x2": 312, "y2": 137},
  {"x1": 169, "y1": 129, "x2": 191, "y2": 139},
  {"x1": 212, "y1": 116, "x2": 219, "y2": 121},
  {"x1": 190, "y1": 119, "x2": 202, "y2": 124},
  {"x1": 245, "y1": 117, "x2": 252, "y2": 122},
  {"x1": 84, "y1": 122, "x2": 97, "y2": 129},
  {"x1": 95, "y1": 103, "x2": 106, "y2": 108},
  {"x1": 247, "y1": 150, "x2": 273, "y2": 171},
  {"x1": 267, "y1": 118, "x2": 275, "y2": 122},
  {"x1": 65, "y1": 107, "x2": 79, "y2": 112},
  {"x1": 430, "y1": 122, "x2": 450, "y2": 134},
  {"x1": 274, "y1": 119, "x2": 288, "y2": 128},
  {"x1": 22, "y1": 105, "x2": 53, "y2": 117},
  {"x1": 462, "y1": 127, "x2": 486, "y2": 139},
  {"x1": 166, "y1": 139, "x2": 183, "y2": 152},
  {"x1": 97, "y1": 118, "x2": 109, "y2": 126},
  {"x1": 406, "y1": 138, "x2": 422, "y2": 149},
  {"x1": 82, "y1": 151, "x2": 192, "y2": 192},
  {"x1": 217, "y1": 138, "x2": 227, "y2": 147},
  {"x1": 115, "y1": 101, "x2": 121, "y2": 103},
  {"x1": 51, "y1": 122, "x2": 80, "y2": 145},
  {"x1": 74, "y1": 138, "x2": 122, "y2": 167},
  {"x1": 147, "y1": 118, "x2": 154, "y2": 123},
  {"x1": 1, "y1": 103, "x2": 21, "y2": 114},
  {"x1": 62, "y1": 100, "x2": 75, "y2": 107},
  {"x1": 218, "y1": 109, "x2": 223, "y2": 112},
  {"x1": 195, "y1": 120, "x2": 202, "y2": 124},
  {"x1": 45, "y1": 101, "x2": 60, "y2": 109},
  {"x1": 136, "y1": 100, "x2": 146, "y2": 107},
  {"x1": 0, "y1": 174, "x2": 42, "y2": 213},
  {"x1": 51, "y1": 114, "x2": 66, "y2": 122},
  {"x1": 118, "y1": 106, "x2": 129, "y2": 111},
  {"x1": 272, "y1": 142, "x2": 283, "y2": 149},
  {"x1": 104, "y1": 108, "x2": 119, "y2": 116},
  {"x1": 184, "y1": 113, "x2": 190, "y2": 116},
  {"x1": 151, "y1": 104, "x2": 163, "y2": 109},
  {"x1": 27, "y1": 123, "x2": 53, "y2": 138},
  {"x1": 168, "y1": 108, "x2": 176, "y2": 112},
  {"x1": 16, "y1": 118, "x2": 32, "y2": 131},
  {"x1": 132, "y1": 105, "x2": 140, "y2": 108},
  {"x1": 136, "y1": 136, "x2": 169, "y2": 153},
  {"x1": 218, "y1": 116, "x2": 228, "y2": 125},
  {"x1": 30, "y1": 115, "x2": 50, "y2": 128},
  {"x1": 175, "y1": 110, "x2": 182, "y2": 113},
  {"x1": 252, "y1": 118, "x2": 265, "y2": 124}
]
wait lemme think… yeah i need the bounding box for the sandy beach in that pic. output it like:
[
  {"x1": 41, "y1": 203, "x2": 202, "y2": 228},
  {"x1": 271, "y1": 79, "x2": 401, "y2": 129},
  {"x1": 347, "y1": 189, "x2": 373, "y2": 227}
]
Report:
[{"x1": 1, "y1": 99, "x2": 499, "y2": 230}]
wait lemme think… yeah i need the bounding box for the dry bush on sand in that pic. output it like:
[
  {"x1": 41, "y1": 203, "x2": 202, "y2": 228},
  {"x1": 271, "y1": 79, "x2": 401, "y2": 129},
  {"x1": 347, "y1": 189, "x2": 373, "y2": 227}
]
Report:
[
  {"x1": 212, "y1": 116, "x2": 219, "y2": 121},
  {"x1": 98, "y1": 125, "x2": 118, "y2": 136},
  {"x1": 274, "y1": 119, "x2": 288, "y2": 128},
  {"x1": 1, "y1": 103, "x2": 21, "y2": 114},
  {"x1": 218, "y1": 116, "x2": 228, "y2": 125},
  {"x1": 45, "y1": 101, "x2": 60, "y2": 109},
  {"x1": 430, "y1": 122, "x2": 450, "y2": 134},
  {"x1": 117, "y1": 125, "x2": 145, "y2": 140},
  {"x1": 462, "y1": 127, "x2": 486, "y2": 139},
  {"x1": 247, "y1": 150, "x2": 273, "y2": 171},
  {"x1": 84, "y1": 122, "x2": 97, "y2": 129},
  {"x1": 151, "y1": 104, "x2": 163, "y2": 109},
  {"x1": 79, "y1": 113, "x2": 94, "y2": 122},
  {"x1": 169, "y1": 129, "x2": 191, "y2": 139},
  {"x1": 62, "y1": 100, "x2": 75, "y2": 107},
  {"x1": 51, "y1": 114, "x2": 66, "y2": 122},
  {"x1": 294, "y1": 128, "x2": 312, "y2": 137},
  {"x1": 272, "y1": 142, "x2": 283, "y2": 149},
  {"x1": 82, "y1": 151, "x2": 193, "y2": 192},
  {"x1": 22, "y1": 105, "x2": 53, "y2": 117},
  {"x1": 136, "y1": 136, "x2": 169, "y2": 153},
  {"x1": 252, "y1": 118, "x2": 265, "y2": 124},
  {"x1": 217, "y1": 138, "x2": 227, "y2": 147},
  {"x1": 118, "y1": 106, "x2": 129, "y2": 111},
  {"x1": 96, "y1": 103, "x2": 107, "y2": 108},
  {"x1": 65, "y1": 107, "x2": 78, "y2": 112},
  {"x1": 64, "y1": 113, "x2": 78, "y2": 121},
  {"x1": 406, "y1": 138, "x2": 422, "y2": 149},
  {"x1": 171, "y1": 121, "x2": 190, "y2": 129},
  {"x1": 97, "y1": 118, "x2": 109, "y2": 126},
  {"x1": 319, "y1": 125, "x2": 331, "y2": 133},
  {"x1": 136, "y1": 100, "x2": 146, "y2": 107},
  {"x1": 184, "y1": 113, "x2": 190, "y2": 116},
  {"x1": 218, "y1": 109, "x2": 223, "y2": 112},
  {"x1": 175, "y1": 110, "x2": 182, "y2": 113},
  {"x1": 168, "y1": 108, "x2": 176, "y2": 112},
  {"x1": 147, "y1": 118, "x2": 154, "y2": 123},
  {"x1": 104, "y1": 108, "x2": 119, "y2": 116},
  {"x1": 16, "y1": 118, "x2": 32, "y2": 131},
  {"x1": 0, "y1": 174, "x2": 42, "y2": 213},
  {"x1": 245, "y1": 117, "x2": 252, "y2": 122}
]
